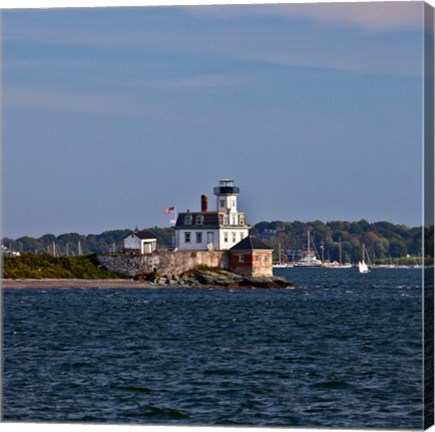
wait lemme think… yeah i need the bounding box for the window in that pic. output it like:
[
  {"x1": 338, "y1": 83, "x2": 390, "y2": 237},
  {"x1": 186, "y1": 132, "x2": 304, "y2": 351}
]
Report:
[
  {"x1": 232, "y1": 232, "x2": 237, "y2": 243},
  {"x1": 264, "y1": 254, "x2": 269, "y2": 263},
  {"x1": 184, "y1": 215, "x2": 193, "y2": 225},
  {"x1": 240, "y1": 232, "x2": 244, "y2": 241},
  {"x1": 223, "y1": 215, "x2": 228, "y2": 225},
  {"x1": 239, "y1": 254, "x2": 245, "y2": 263},
  {"x1": 196, "y1": 232, "x2": 203, "y2": 243},
  {"x1": 255, "y1": 254, "x2": 260, "y2": 262},
  {"x1": 239, "y1": 215, "x2": 245, "y2": 225},
  {"x1": 224, "y1": 232, "x2": 228, "y2": 243},
  {"x1": 231, "y1": 216, "x2": 236, "y2": 225},
  {"x1": 196, "y1": 215, "x2": 204, "y2": 225},
  {"x1": 220, "y1": 199, "x2": 225, "y2": 209},
  {"x1": 184, "y1": 232, "x2": 191, "y2": 243},
  {"x1": 207, "y1": 232, "x2": 214, "y2": 243}
]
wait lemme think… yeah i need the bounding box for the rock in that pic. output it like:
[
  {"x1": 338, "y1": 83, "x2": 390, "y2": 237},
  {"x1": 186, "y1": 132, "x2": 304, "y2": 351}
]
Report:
[
  {"x1": 190, "y1": 269, "x2": 293, "y2": 289},
  {"x1": 129, "y1": 268, "x2": 293, "y2": 289}
]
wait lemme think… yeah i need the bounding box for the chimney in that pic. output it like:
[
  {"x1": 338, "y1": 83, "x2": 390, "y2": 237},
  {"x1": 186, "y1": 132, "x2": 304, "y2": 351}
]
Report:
[{"x1": 201, "y1": 194, "x2": 208, "y2": 212}]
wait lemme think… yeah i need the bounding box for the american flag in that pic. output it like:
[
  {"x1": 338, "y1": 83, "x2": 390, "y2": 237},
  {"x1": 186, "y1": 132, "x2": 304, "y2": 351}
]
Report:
[{"x1": 163, "y1": 206, "x2": 175, "y2": 214}]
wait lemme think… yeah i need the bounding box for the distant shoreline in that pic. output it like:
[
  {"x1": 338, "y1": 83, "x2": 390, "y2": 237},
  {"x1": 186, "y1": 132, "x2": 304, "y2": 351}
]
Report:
[{"x1": 1, "y1": 279, "x2": 153, "y2": 289}]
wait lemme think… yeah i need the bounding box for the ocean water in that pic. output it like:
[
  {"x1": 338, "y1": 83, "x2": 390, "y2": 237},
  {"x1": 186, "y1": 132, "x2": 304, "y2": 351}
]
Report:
[{"x1": 2, "y1": 268, "x2": 423, "y2": 428}]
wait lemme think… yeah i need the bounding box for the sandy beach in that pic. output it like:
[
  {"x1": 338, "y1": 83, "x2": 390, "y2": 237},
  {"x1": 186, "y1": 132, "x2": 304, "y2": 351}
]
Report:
[{"x1": 1, "y1": 279, "x2": 154, "y2": 289}]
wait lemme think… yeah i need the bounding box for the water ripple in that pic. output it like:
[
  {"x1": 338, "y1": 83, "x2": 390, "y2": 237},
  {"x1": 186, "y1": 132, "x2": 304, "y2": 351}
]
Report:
[{"x1": 3, "y1": 269, "x2": 423, "y2": 428}]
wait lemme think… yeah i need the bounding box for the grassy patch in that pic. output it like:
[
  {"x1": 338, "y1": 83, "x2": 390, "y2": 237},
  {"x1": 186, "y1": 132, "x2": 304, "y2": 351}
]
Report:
[{"x1": 2, "y1": 253, "x2": 125, "y2": 279}]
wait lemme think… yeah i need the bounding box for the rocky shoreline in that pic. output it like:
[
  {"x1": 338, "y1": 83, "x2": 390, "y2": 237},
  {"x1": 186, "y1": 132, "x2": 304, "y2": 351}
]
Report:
[
  {"x1": 140, "y1": 268, "x2": 294, "y2": 289},
  {"x1": 2, "y1": 269, "x2": 293, "y2": 290}
]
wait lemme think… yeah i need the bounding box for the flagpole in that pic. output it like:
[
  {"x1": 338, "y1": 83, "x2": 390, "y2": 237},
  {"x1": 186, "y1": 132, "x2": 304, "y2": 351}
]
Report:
[{"x1": 173, "y1": 205, "x2": 177, "y2": 226}]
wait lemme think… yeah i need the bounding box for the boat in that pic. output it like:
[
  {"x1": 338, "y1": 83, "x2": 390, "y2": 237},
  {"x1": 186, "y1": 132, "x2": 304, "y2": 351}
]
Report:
[
  {"x1": 294, "y1": 231, "x2": 323, "y2": 267},
  {"x1": 273, "y1": 243, "x2": 293, "y2": 268},
  {"x1": 358, "y1": 244, "x2": 370, "y2": 273},
  {"x1": 358, "y1": 260, "x2": 369, "y2": 273},
  {"x1": 294, "y1": 255, "x2": 323, "y2": 267},
  {"x1": 323, "y1": 240, "x2": 353, "y2": 268},
  {"x1": 273, "y1": 263, "x2": 292, "y2": 268},
  {"x1": 324, "y1": 261, "x2": 353, "y2": 269}
]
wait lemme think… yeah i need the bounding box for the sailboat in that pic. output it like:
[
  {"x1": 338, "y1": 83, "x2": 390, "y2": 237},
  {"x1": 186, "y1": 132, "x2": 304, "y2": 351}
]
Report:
[
  {"x1": 294, "y1": 230, "x2": 323, "y2": 267},
  {"x1": 273, "y1": 243, "x2": 291, "y2": 268},
  {"x1": 358, "y1": 244, "x2": 370, "y2": 273},
  {"x1": 324, "y1": 240, "x2": 353, "y2": 268}
]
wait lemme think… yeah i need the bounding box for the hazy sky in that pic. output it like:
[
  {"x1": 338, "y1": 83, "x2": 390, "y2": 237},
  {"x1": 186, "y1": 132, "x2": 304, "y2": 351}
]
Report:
[{"x1": 2, "y1": 2, "x2": 425, "y2": 238}]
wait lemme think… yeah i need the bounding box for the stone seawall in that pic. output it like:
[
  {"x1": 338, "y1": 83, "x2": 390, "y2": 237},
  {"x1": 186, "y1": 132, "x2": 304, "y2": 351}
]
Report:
[{"x1": 97, "y1": 250, "x2": 229, "y2": 278}]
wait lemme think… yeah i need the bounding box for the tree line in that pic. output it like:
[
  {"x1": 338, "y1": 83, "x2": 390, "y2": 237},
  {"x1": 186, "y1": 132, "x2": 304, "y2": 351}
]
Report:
[
  {"x1": 1, "y1": 227, "x2": 173, "y2": 256},
  {"x1": 251, "y1": 220, "x2": 432, "y2": 264},
  {"x1": 2, "y1": 220, "x2": 433, "y2": 264}
]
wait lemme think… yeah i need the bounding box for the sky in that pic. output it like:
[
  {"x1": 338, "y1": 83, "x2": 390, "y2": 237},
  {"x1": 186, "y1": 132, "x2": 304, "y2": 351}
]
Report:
[{"x1": 2, "y1": 1, "x2": 427, "y2": 238}]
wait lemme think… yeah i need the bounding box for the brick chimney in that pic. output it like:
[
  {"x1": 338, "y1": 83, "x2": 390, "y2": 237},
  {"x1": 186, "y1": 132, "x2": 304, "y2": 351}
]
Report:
[{"x1": 201, "y1": 194, "x2": 208, "y2": 212}]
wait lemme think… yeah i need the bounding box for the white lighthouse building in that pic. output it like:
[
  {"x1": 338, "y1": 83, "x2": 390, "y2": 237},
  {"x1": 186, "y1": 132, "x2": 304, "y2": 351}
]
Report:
[{"x1": 174, "y1": 179, "x2": 250, "y2": 251}]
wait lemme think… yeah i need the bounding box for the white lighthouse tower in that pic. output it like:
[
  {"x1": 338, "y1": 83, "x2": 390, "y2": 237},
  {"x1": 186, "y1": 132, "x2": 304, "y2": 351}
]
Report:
[
  {"x1": 214, "y1": 179, "x2": 239, "y2": 213},
  {"x1": 174, "y1": 179, "x2": 250, "y2": 251}
]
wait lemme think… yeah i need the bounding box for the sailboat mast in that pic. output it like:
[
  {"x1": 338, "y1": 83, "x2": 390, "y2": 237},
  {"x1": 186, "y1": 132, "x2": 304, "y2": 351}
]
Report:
[
  {"x1": 339, "y1": 239, "x2": 342, "y2": 265},
  {"x1": 307, "y1": 231, "x2": 311, "y2": 256}
]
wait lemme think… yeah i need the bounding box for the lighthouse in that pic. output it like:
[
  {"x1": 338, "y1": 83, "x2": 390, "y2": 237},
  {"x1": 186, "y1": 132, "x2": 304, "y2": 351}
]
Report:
[
  {"x1": 174, "y1": 179, "x2": 250, "y2": 251},
  {"x1": 214, "y1": 179, "x2": 239, "y2": 213}
]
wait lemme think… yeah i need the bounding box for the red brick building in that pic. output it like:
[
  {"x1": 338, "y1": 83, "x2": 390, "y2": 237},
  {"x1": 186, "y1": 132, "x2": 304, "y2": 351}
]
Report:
[{"x1": 229, "y1": 236, "x2": 273, "y2": 277}]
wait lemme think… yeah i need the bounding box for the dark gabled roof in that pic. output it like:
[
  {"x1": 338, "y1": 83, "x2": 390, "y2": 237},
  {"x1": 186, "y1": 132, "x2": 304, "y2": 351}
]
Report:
[
  {"x1": 126, "y1": 229, "x2": 156, "y2": 240},
  {"x1": 175, "y1": 211, "x2": 250, "y2": 229},
  {"x1": 175, "y1": 212, "x2": 220, "y2": 229},
  {"x1": 230, "y1": 236, "x2": 272, "y2": 251}
]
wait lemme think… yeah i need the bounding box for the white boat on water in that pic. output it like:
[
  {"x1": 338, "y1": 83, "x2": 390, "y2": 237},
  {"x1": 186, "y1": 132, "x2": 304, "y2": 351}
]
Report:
[
  {"x1": 358, "y1": 244, "x2": 370, "y2": 273},
  {"x1": 273, "y1": 263, "x2": 291, "y2": 268},
  {"x1": 323, "y1": 241, "x2": 352, "y2": 268},
  {"x1": 294, "y1": 231, "x2": 323, "y2": 268},
  {"x1": 324, "y1": 261, "x2": 353, "y2": 269},
  {"x1": 295, "y1": 255, "x2": 323, "y2": 267},
  {"x1": 358, "y1": 260, "x2": 369, "y2": 273}
]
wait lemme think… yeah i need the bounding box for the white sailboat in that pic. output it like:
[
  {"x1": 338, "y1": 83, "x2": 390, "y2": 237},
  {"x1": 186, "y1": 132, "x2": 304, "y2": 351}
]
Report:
[
  {"x1": 358, "y1": 244, "x2": 370, "y2": 273},
  {"x1": 324, "y1": 240, "x2": 353, "y2": 268},
  {"x1": 294, "y1": 230, "x2": 323, "y2": 268}
]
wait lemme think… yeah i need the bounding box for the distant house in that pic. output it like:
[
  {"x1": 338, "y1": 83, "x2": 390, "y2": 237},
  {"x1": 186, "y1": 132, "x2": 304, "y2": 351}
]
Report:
[
  {"x1": 123, "y1": 229, "x2": 157, "y2": 254},
  {"x1": 174, "y1": 179, "x2": 250, "y2": 251},
  {"x1": 229, "y1": 236, "x2": 273, "y2": 277}
]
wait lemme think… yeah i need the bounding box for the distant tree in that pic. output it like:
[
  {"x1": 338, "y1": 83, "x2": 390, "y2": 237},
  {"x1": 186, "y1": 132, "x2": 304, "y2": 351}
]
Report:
[
  {"x1": 388, "y1": 238, "x2": 408, "y2": 257},
  {"x1": 349, "y1": 222, "x2": 363, "y2": 235}
]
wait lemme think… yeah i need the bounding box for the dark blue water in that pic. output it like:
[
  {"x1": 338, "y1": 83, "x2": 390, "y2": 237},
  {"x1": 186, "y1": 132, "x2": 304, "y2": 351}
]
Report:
[{"x1": 2, "y1": 269, "x2": 423, "y2": 428}]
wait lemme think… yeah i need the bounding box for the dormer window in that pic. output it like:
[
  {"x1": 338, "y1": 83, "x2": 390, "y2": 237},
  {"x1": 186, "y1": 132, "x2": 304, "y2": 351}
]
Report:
[
  {"x1": 196, "y1": 215, "x2": 204, "y2": 225},
  {"x1": 239, "y1": 215, "x2": 245, "y2": 225},
  {"x1": 184, "y1": 215, "x2": 193, "y2": 225},
  {"x1": 223, "y1": 215, "x2": 228, "y2": 225}
]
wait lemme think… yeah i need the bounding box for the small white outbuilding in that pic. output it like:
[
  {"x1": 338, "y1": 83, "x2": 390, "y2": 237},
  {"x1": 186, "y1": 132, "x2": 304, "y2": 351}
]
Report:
[{"x1": 123, "y1": 229, "x2": 157, "y2": 254}]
